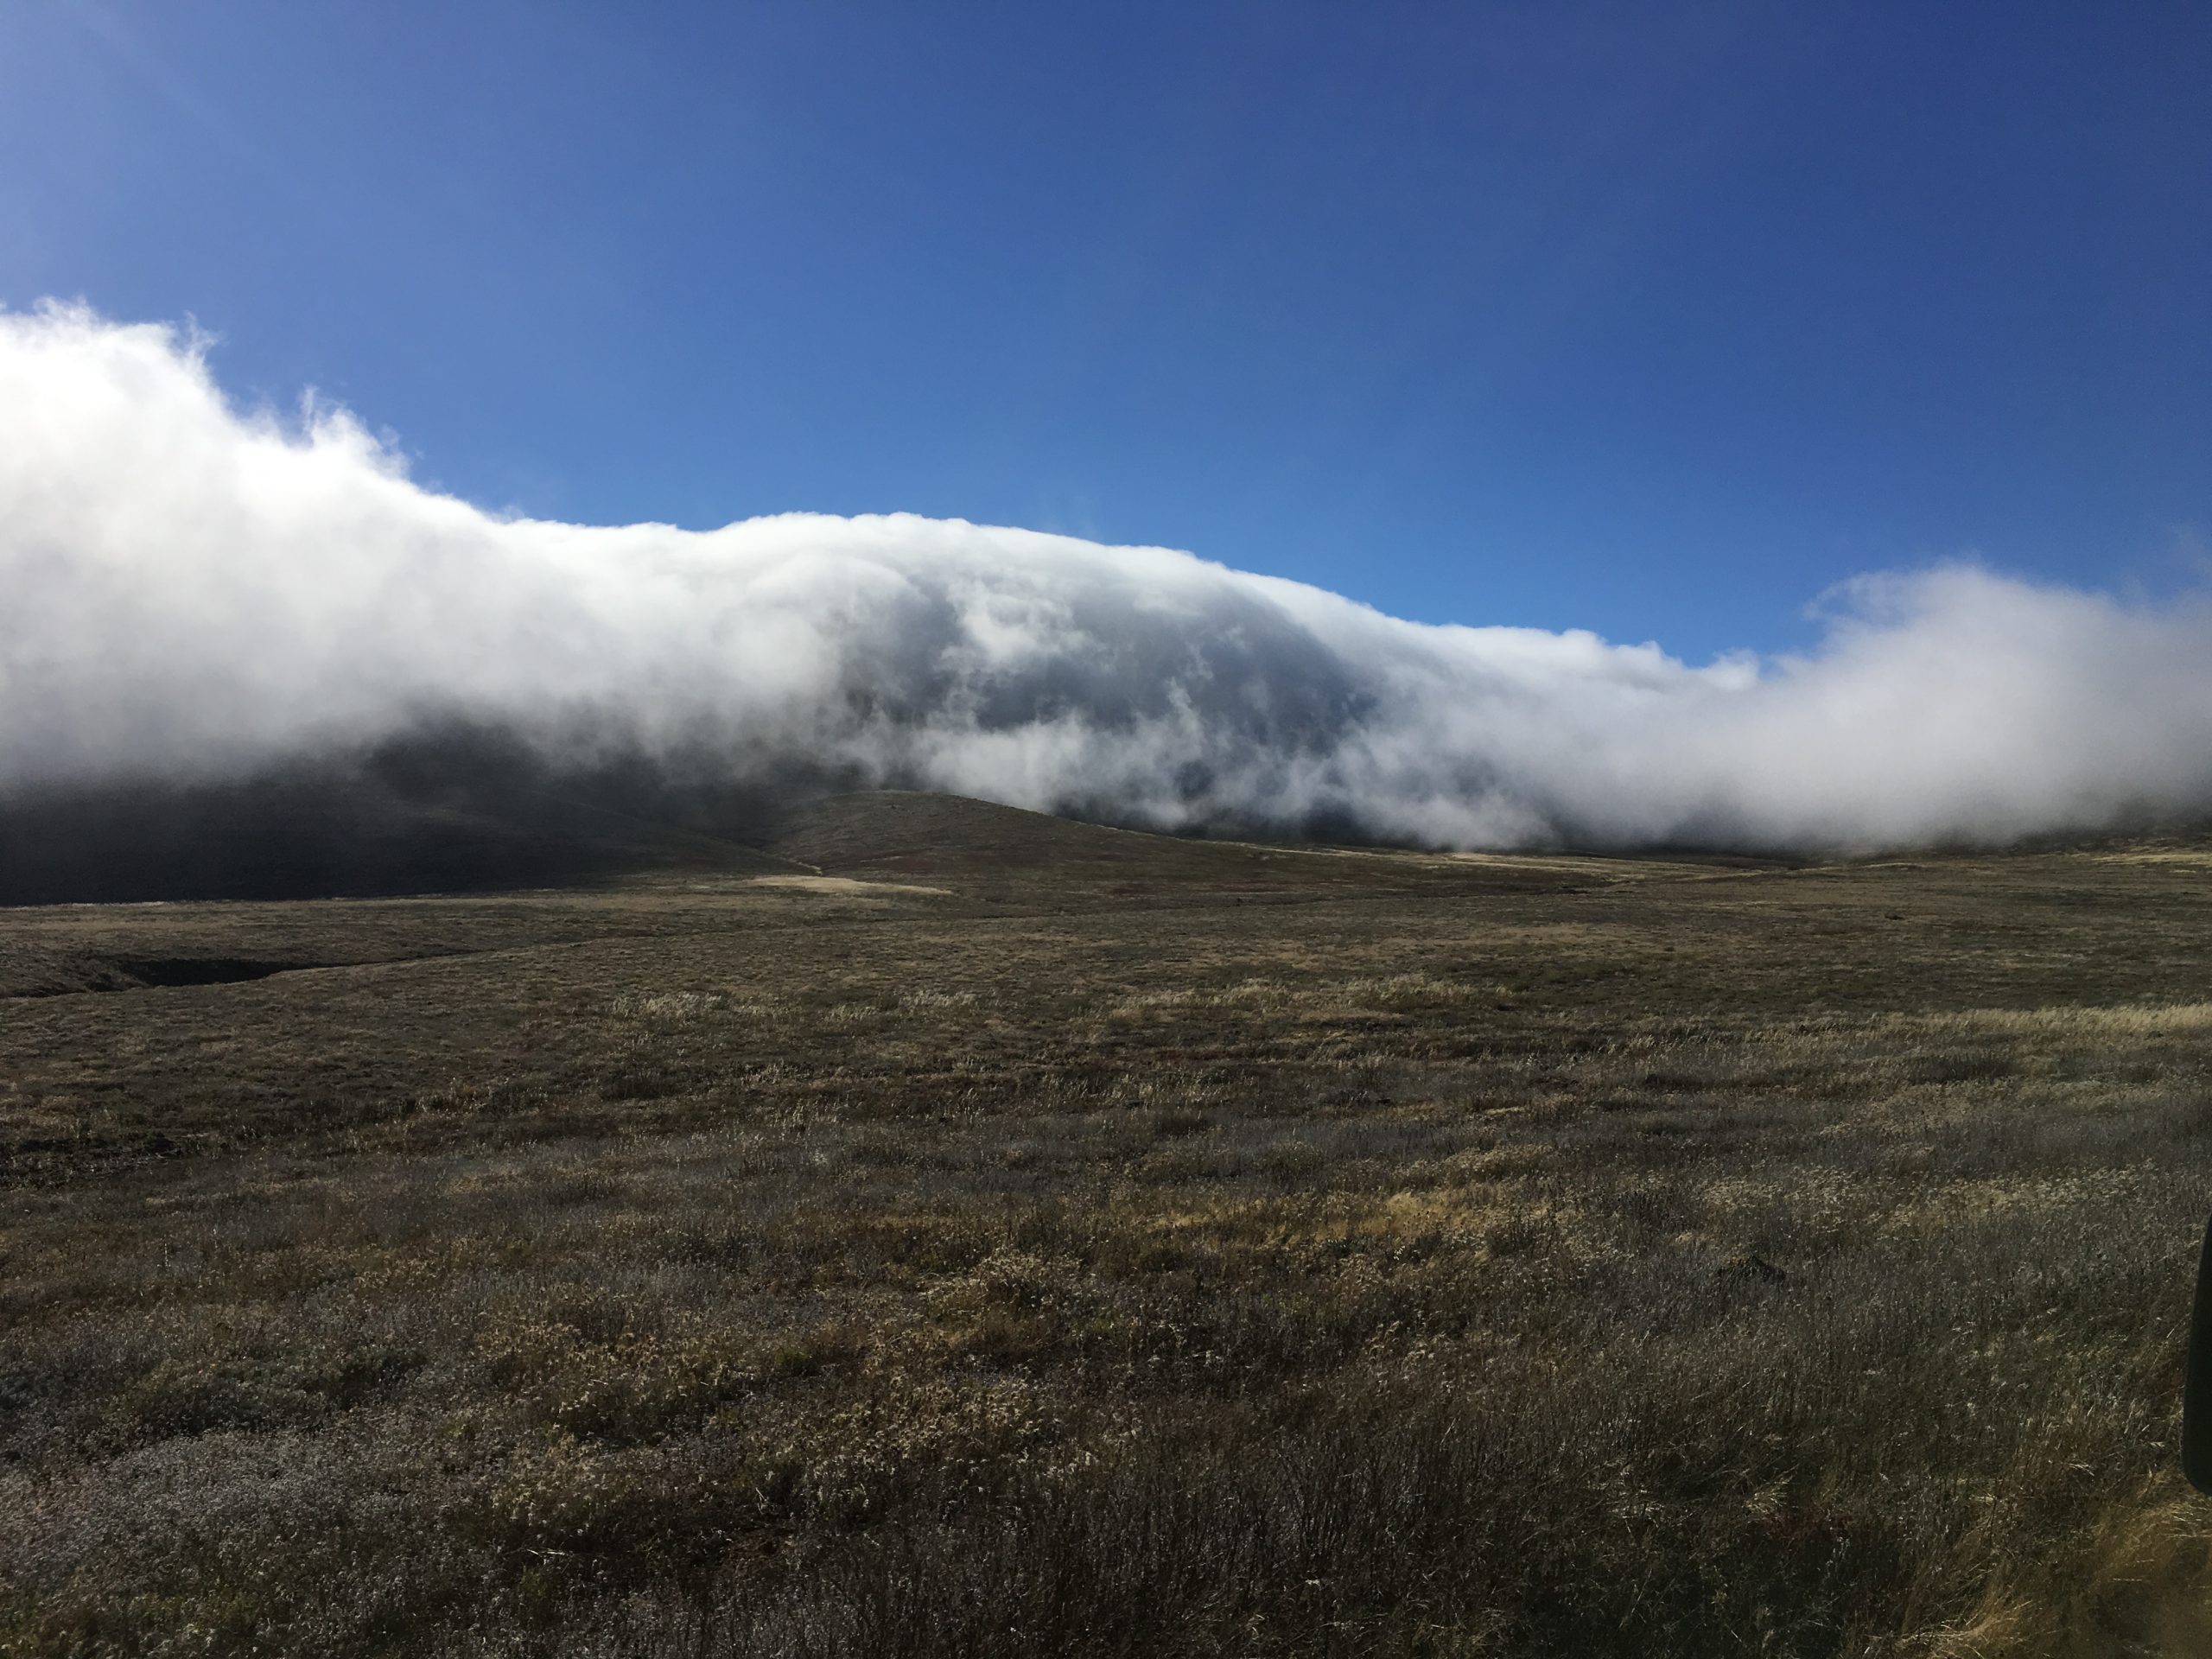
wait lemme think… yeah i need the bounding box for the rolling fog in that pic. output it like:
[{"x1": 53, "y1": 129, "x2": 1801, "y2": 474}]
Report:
[{"x1": 7, "y1": 301, "x2": 2212, "y2": 856}]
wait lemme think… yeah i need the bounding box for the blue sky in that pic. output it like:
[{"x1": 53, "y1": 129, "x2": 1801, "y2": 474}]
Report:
[{"x1": 3, "y1": 1, "x2": 2206, "y2": 661}]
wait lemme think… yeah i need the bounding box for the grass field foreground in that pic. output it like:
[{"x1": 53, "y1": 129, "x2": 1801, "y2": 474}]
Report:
[{"x1": 4, "y1": 795, "x2": 2212, "y2": 1655}]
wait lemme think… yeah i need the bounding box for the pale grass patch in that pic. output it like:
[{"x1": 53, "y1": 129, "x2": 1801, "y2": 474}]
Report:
[
  {"x1": 607, "y1": 990, "x2": 726, "y2": 1022},
  {"x1": 1104, "y1": 977, "x2": 1314, "y2": 1020},
  {"x1": 1346, "y1": 1190, "x2": 1490, "y2": 1243},
  {"x1": 791, "y1": 1374, "x2": 1060, "y2": 1522},
  {"x1": 745, "y1": 874, "x2": 950, "y2": 896},
  {"x1": 1921, "y1": 1491, "x2": 2212, "y2": 1659},
  {"x1": 1104, "y1": 974, "x2": 1512, "y2": 1023},
  {"x1": 1878, "y1": 1166, "x2": 2153, "y2": 1233},
  {"x1": 898, "y1": 988, "x2": 978, "y2": 1013},
  {"x1": 2082, "y1": 849, "x2": 2212, "y2": 872},
  {"x1": 1103, "y1": 987, "x2": 1205, "y2": 1020},
  {"x1": 1339, "y1": 971, "x2": 1497, "y2": 1006},
  {"x1": 1947, "y1": 1001, "x2": 2212, "y2": 1039},
  {"x1": 1695, "y1": 1167, "x2": 1866, "y2": 1233},
  {"x1": 1777, "y1": 1001, "x2": 2212, "y2": 1048}
]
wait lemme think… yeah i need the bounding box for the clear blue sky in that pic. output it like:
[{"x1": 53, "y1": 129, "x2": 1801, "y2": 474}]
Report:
[{"x1": 3, "y1": 1, "x2": 2207, "y2": 660}]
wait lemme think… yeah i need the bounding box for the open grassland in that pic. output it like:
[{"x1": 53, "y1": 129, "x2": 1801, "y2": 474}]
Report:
[{"x1": 5, "y1": 795, "x2": 2212, "y2": 1656}]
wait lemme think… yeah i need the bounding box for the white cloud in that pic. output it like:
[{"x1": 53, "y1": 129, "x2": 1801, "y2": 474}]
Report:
[{"x1": 5, "y1": 299, "x2": 2211, "y2": 854}]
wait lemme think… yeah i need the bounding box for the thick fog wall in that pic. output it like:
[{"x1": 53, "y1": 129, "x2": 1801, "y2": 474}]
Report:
[{"x1": 6, "y1": 301, "x2": 2212, "y2": 855}]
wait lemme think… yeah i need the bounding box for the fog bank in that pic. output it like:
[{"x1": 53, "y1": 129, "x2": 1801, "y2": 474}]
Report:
[{"x1": 6, "y1": 301, "x2": 2211, "y2": 855}]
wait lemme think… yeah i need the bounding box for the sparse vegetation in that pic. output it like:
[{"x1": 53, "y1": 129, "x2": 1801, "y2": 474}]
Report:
[{"x1": 4, "y1": 795, "x2": 2212, "y2": 1655}]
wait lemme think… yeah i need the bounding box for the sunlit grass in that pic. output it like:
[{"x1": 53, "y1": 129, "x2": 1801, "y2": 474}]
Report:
[{"x1": 4, "y1": 811, "x2": 2212, "y2": 1654}]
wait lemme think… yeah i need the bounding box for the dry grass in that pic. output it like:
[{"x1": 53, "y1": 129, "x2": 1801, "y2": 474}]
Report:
[{"x1": 3, "y1": 797, "x2": 2212, "y2": 1655}]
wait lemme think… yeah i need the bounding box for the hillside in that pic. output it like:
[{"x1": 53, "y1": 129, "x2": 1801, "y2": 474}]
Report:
[
  {"x1": 0, "y1": 767, "x2": 808, "y2": 907},
  {"x1": 0, "y1": 772, "x2": 1633, "y2": 911},
  {"x1": 763, "y1": 788, "x2": 1630, "y2": 900}
]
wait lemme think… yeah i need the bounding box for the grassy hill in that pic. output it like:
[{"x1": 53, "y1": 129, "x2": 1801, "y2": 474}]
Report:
[{"x1": 761, "y1": 787, "x2": 1630, "y2": 900}]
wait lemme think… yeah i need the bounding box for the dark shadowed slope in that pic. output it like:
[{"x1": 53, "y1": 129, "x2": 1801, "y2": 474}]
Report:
[{"x1": 0, "y1": 753, "x2": 813, "y2": 906}]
